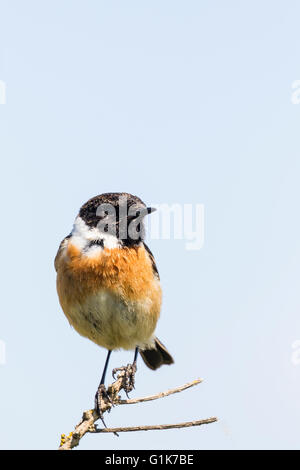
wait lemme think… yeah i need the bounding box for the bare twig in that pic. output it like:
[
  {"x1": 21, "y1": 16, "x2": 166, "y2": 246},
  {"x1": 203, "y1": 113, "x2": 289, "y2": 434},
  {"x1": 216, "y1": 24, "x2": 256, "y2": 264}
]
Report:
[
  {"x1": 118, "y1": 378, "x2": 203, "y2": 405},
  {"x1": 58, "y1": 373, "x2": 216, "y2": 450},
  {"x1": 92, "y1": 417, "x2": 218, "y2": 433}
]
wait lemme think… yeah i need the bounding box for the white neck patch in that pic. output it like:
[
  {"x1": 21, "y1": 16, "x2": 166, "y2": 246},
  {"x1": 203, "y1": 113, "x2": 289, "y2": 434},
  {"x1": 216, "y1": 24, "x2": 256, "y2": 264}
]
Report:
[{"x1": 70, "y1": 216, "x2": 120, "y2": 255}]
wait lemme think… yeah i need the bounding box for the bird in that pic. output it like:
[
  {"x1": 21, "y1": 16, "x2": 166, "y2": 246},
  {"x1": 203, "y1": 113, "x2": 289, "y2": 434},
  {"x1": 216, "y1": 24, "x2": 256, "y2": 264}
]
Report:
[{"x1": 54, "y1": 192, "x2": 174, "y2": 418}]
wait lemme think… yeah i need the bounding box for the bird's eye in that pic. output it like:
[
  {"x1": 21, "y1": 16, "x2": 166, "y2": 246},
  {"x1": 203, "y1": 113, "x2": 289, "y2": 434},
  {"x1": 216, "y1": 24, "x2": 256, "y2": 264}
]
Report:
[
  {"x1": 128, "y1": 210, "x2": 140, "y2": 220},
  {"x1": 97, "y1": 210, "x2": 108, "y2": 220}
]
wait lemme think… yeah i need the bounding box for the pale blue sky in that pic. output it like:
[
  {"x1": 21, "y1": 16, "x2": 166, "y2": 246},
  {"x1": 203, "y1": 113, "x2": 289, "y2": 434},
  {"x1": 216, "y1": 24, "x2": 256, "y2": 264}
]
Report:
[{"x1": 1, "y1": 1, "x2": 300, "y2": 450}]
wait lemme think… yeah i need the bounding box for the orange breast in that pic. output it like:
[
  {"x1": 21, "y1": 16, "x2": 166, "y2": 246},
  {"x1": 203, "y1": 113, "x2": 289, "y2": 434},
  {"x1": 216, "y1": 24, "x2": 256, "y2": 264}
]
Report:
[{"x1": 55, "y1": 242, "x2": 162, "y2": 347}]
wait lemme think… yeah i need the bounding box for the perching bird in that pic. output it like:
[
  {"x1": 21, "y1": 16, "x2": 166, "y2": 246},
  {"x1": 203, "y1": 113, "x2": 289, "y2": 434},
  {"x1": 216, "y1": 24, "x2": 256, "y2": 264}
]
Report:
[{"x1": 55, "y1": 192, "x2": 174, "y2": 417}]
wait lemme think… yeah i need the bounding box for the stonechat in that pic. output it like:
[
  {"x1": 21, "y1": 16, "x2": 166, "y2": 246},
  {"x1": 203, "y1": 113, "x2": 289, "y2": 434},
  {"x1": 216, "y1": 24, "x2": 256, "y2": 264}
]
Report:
[{"x1": 55, "y1": 192, "x2": 174, "y2": 417}]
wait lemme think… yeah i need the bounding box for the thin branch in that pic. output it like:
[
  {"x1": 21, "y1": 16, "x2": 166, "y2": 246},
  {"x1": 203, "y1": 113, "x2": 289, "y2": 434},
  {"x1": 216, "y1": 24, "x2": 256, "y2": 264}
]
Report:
[
  {"x1": 92, "y1": 417, "x2": 218, "y2": 434},
  {"x1": 58, "y1": 372, "x2": 216, "y2": 450},
  {"x1": 118, "y1": 378, "x2": 203, "y2": 405}
]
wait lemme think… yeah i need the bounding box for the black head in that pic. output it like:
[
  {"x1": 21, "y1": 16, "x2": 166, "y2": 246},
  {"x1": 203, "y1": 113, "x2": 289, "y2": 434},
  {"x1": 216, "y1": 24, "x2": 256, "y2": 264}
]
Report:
[{"x1": 78, "y1": 192, "x2": 155, "y2": 246}]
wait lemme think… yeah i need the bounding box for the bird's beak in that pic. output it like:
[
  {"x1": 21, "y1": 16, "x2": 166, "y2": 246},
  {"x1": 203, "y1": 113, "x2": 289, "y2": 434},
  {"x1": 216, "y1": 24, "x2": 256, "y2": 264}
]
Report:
[{"x1": 146, "y1": 207, "x2": 157, "y2": 215}]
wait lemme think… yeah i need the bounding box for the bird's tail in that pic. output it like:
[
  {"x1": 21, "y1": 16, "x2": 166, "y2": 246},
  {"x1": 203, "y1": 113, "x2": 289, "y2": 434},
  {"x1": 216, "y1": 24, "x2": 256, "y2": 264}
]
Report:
[{"x1": 139, "y1": 337, "x2": 174, "y2": 370}]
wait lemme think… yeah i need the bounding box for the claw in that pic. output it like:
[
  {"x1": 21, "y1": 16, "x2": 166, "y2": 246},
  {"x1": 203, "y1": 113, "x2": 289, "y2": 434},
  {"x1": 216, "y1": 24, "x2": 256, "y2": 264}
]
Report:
[
  {"x1": 112, "y1": 362, "x2": 137, "y2": 396},
  {"x1": 94, "y1": 384, "x2": 113, "y2": 427}
]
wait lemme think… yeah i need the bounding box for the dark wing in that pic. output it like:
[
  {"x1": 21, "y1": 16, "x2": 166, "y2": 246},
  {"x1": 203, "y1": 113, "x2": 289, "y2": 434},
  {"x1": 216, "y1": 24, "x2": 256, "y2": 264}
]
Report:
[{"x1": 143, "y1": 242, "x2": 160, "y2": 279}]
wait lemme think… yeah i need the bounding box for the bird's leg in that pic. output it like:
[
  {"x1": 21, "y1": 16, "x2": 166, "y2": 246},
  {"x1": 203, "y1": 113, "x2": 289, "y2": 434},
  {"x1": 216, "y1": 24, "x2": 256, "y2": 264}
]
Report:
[
  {"x1": 94, "y1": 350, "x2": 113, "y2": 426},
  {"x1": 112, "y1": 347, "x2": 139, "y2": 397}
]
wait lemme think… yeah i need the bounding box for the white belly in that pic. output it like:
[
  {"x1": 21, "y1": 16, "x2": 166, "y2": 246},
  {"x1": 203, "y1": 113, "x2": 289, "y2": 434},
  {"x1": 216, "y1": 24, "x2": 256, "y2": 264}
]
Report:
[{"x1": 64, "y1": 289, "x2": 156, "y2": 351}]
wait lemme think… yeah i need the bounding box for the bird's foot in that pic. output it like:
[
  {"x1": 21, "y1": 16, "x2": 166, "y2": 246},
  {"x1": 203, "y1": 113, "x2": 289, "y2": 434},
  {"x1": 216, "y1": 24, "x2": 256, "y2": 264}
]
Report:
[
  {"x1": 94, "y1": 384, "x2": 113, "y2": 427},
  {"x1": 112, "y1": 362, "x2": 137, "y2": 397}
]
